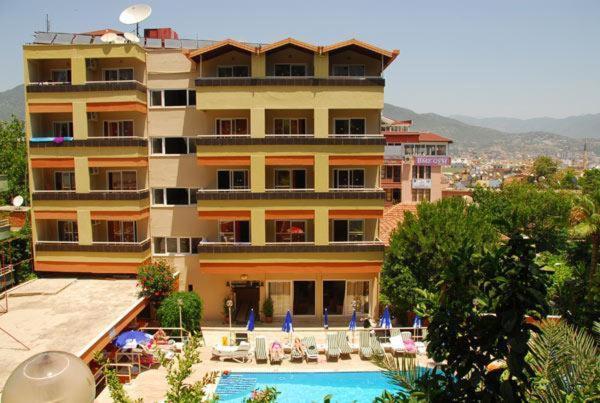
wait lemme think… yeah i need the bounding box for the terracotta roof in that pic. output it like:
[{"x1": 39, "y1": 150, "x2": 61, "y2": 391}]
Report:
[
  {"x1": 81, "y1": 29, "x2": 123, "y2": 36},
  {"x1": 380, "y1": 204, "x2": 418, "y2": 246},
  {"x1": 259, "y1": 37, "x2": 319, "y2": 54},
  {"x1": 322, "y1": 39, "x2": 399, "y2": 68},
  {"x1": 189, "y1": 39, "x2": 256, "y2": 60}
]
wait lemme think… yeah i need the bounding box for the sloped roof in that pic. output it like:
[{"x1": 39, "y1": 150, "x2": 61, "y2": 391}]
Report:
[
  {"x1": 380, "y1": 204, "x2": 418, "y2": 245},
  {"x1": 322, "y1": 39, "x2": 400, "y2": 68},
  {"x1": 189, "y1": 38, "x2": 256, "y2": 60},
  {"x1": 258, "y1": 37, "x2": 319, "y2": 54}
]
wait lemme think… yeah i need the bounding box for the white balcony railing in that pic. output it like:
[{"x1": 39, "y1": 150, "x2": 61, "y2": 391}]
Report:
[
  {"x1": 197, "y1": 133, "x2": 251, "y2": 138},
  {"x1": 265, "y1": 188, "x2": 315, "y2": 192},
  {"x1": 329, "y1": 187, "x2": 383, "y2": 192},
  {"x1": 329, "y1": 133, "x2": 383, "y2": 138},
  {"x1": 197, "y1": 188, "x2": 251, "y2": 192},
  {"x1": 412, "y1": 178, "x2": 432, "y2": 189}
]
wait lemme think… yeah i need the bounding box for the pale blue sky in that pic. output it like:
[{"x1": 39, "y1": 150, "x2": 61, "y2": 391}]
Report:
[{"x1": 1, "y1": 0, "x2": 598, "y2": 118}]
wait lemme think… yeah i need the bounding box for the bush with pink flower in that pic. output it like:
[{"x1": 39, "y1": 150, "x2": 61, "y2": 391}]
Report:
[
  {"x1": 137, "y1": 260, "x2": 174, "y2": 302},
  {"x1": 243, "y1": 386, "x2": 280, "y2": 403}
]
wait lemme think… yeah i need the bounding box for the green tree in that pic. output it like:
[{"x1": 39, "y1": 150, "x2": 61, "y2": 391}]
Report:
[
  {"x1": 381, "y1": 197, "x2": 497, "y2": 322},
  {"x1": 554, "y1": 167, "x2": 578, "y2": 190},
  {"x1": 157, "y1": 291, "x2": 203, "y2": 331},
  {"x1": 571, "y1": 190, "x2": 600, "y2": 282},
  {"x1": 137, "y1": 260, "x2": 175, "y2": 302},
  {"x1": 0, "y1": 117, "x2": 28, "y2": 205},
  {"x1": 579, "y1": 168, "x2": 600, "y2": 195},
  {"x1": 474, "y1": 183, "x2": 572, "y2": 252},
  {"x1": 533, "y1": 156, "x2": 559, "y2": 182}
]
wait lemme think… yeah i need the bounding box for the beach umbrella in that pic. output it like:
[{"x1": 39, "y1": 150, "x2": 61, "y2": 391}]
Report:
[
  {"x1": 379, "y1": 306, "x2": 392, "y2": 329},
  {"x1": 247, "y1": 308, "x2": 255, "y2": 332},
  {"x1": 113, "y1": 330, "x2": 152, "y2": 349},
  {"x1": 282, "y1": 310, "x2": 293, "y2": 343},
  {"x1": 412, "y1": 314, "x2": 422, "y2": 339},
  {"x1": 349, "y1": 308, "x2": 357, "y2": 343},
  {"x1": 323, "y1": 308, "x2": 329, "y2": 329},
  {"x1": 288, "y1": 226, "x2": 304, "y2": 234}
]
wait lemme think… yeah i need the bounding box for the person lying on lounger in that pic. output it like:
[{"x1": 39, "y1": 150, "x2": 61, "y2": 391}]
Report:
[
  {"x1": 293, "y1": 337, "x2": 306, "y2": 355},
  {"x1": 153, "y1": 329, "x2": 169, "y2": 345}
]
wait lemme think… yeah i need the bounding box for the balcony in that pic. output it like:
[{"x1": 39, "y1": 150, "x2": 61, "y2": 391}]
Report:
[{"x1": 412, "y1": 178, "x2": 432, "y2": 189}]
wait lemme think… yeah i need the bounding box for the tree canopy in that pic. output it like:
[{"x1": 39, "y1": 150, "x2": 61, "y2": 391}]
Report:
[
  {"x1": 532, "y1": 155, "x2": 559, "y2": 181},
  {"x1": 0, "y1": 117, "x2": 28, "y2": 205}
]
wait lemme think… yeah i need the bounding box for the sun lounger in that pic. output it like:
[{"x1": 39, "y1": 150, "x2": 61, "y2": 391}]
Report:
[
  {"x1": 326, "y1": 333, "x2": 340, "y2": 360},
  {"x1": 255, "y1": 336, "x2": 268, "y2": 363},
  {"x1": 389, "y1": 334, "x2": 407, "y2": 355},
  {"x1": 235, "y1": 332, "x2": 249, "y2": 345},
  {"x1": 211, "y1": 341, "x2": 251, "y2": 363},
  {"x1": 302, "y1": 336, "x2": 319, "y2": 362},
  {"x1": 359, "y1": 331, "x2": 373, "y2": 359},
  {"x1": 336, "y1": 331, "x2": 352, "y2": 357},
  {"x1": 370, "y1": 334, "x2": 385, "y2": 357},
  {"x1": 269, "y1": 341, "x2": 284, "y2": 364},
  {"x1": 290, "y1": 341, "x2": 304, "y2": 362}
]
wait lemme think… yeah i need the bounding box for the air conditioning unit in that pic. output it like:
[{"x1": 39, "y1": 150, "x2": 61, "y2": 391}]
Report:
[
  {"x1": 86, "y1": 58, "x2": 98, "y2": 71},
  {"x1": 87, "y1": 112, "x2": 98, "y2": 121},
  {"x1": 89, "y1": 167, "x2": 100, "y2": 175}
]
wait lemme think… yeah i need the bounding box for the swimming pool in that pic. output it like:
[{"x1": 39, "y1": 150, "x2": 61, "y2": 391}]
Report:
[{"x1": 215, "y1": 371, "x2": 402, "y2": 402}]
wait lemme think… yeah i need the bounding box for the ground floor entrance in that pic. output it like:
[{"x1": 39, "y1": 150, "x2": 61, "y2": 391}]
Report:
[{"x1": 231, "y1": 281, "x2": 260, "y2": 324}]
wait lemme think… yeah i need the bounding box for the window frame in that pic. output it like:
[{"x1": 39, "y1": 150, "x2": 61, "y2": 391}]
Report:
[
  {"x1": 150, "y1": 137, "x2": 197, "y2": 155},
  {"x1": 333, "y1": 168, "x2": 365, "y2": 189},
  {"x1": 274, "y1": 219, "x2": 307, "y2": 243},
  {"x1": 152, "y1": 236, "x2": 202, "y2": 255},
  {"x1": 52, "y1": 121, "x2": 73, "y2": 137},
  {"x1": 54, "y1": 171, "x2": 75, "y2": 191},
  {"x1": 214, "y1": 118, "x2": 249, "y2": 135},
  {"x1": 148, "y1": 89, "x2": 196, "y2": 108},
  {"x1": 106, "y1": 220, "x2": 137, "y2": 243},
  {"x1": 273, "y1": 118, "x2": 307, "y2": 135},
  {"x1": 333, "y1": 118, "x2": 367, "y2": 135},
  {"x1": 332, "y1": 64, "x2": 366, "y2": 77},
  {"x1": 57, "y1": 220, "x2": 78, "y2": 242},
  {"x1": 107, "y1": 170, "x2": 137, "y2": 191},
  {"x1": 151, "y1": 188, "x2": 197, "y2": 206},
  {"x1": 273, "y1": 168, "x2": 307, "y2": 189},
  {"x1": 50, "y1": 69, "x2": 72, "y2": 83},
  {"x1": 216, "y1": 65, "x2": 250, "y2": 77},
  {"x1": 216, "y1": 169, "x2": 250, "y2": 190},
  {"x1": 332, "y1": 219, "x2": 364, "y2": 242},
  {"x1": 102, "y1": 120, "x2": 134, "y2": 137},
  {"x1": 273, "y1": 63, "x2": 308, "y2": 77},
  {"x1": 102, "y1": 67, "x2": 134, "y2": 81}
]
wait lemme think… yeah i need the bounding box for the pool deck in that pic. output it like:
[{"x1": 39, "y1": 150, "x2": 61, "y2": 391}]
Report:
[{"x1": 95, "y1": 327, "x2": 433, "y2": 402}]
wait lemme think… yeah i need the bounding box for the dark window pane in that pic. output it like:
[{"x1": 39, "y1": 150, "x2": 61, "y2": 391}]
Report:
[
  {"x1": 164, "y1": 137, "x2": 188, "y2": 154},
  {"x1": 166, "y1": 188, "x2": 189, "y2": 205},
  {"x1": 291, "y1": 65, "x2": 306, "y2": 76},
  {"x1": 233, "y1": 65, "x2": 249, "y2": 77},
  {"x1": 217, "y1": 67, "x2": 232, "y2": 77},
  {"x1": 153, "y1": 189, "x2": 164, "y2": 204},
  {"x1": 338, "y1": 170, "x2": 349, "y2": 187},
  {"x1": 164, "y1": 90, "x2": 187, "y2": 106},
  {"x1": 191, "y1": 238, "x2": 202, "y2": 254},
  {"x1": 150, "y1": 91, "x2": 162, "y2": 106},
  {"x1": 166, "y1": 237, "x2": 178, "y2": 253},
  {"x1": 233, "y1": 170, "x2": 248, "y2": 188},
  {"x1": 292, "y1": 170, "x2": 306, "y2": 189},
  {"x1": 350, "y1": 119, "x2": 365, "y2": 134},
  {"x1": 188, "y1": 90, "x2": 196, "y2": 106},
  {"x1": 352, "y1": 170, "x2": 364, "y2": 187},
  {"x1": 393, "y1": 166, "x2": 401, "y2": 182},
  {"x1": 189, "y1": 189, "x2": 197, "y2": 204},
  {"x1": 333, "y1": 220, "x2": 348, "y2": 242},
  {"x1": 349, "y1": 65, "x2": 365, "y2": 76},
  {"x1": 335, "y1": 120, "x2": 349, "y2": 134},
  {"x1": 333, "y1": 65, "x2": 348, "y2": 76},
  {"x1": 217, "y1": 171, "x2": 231, "y2": 189},
  {"x1": 274, "y1": 64, "x2": 290, "y2": 76},
  {"x1": 179, "y1": 238, "x2": 190, "y2": 253},
  {"x1": 154, "y1": 237, "x2": 165, "y2": 254},
  {"x1": 151, "y1": 138, "x2": 163, "y2": 154}
]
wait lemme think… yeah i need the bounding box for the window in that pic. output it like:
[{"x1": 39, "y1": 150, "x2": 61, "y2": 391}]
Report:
[
  {"x1": 54, "y1": 171, "x2": 75, "y2": 190},
  {"x1": 403, "y1": 144, "x2": 447, "y2": 156},
  {"x1": 149, "y1": 89, "x2": 196, "y2": 107},
  {"x1": 153, "y1": 237, "x2": 202, "y2": 254},
  {"x1": 215, "y1": 119, "x2": 248, "y2": 135},
  {"x1": 346, "y1": 280, "x2": 369, "y2": 314},
  {"x1": 382, "y1": 165, "x2": 401, "y2": 182},
  {"x1": 219, "y1": 220, "x2": 250, "y2": 243},
  {"x1": 275, "y1": 220, "x2": 306, "y2": 243},
  {"x1": 51, "y1": 69, "x2": 71, "y2": 83},
  {"x1": 412, "y1": 189, "x2": 431, "y2": 202},
  {"x1": 332, "y1": 64, "x2": 365, "y2": 77},
  {"x1": 273, "y1": 118, "x2": 306, "y2": 135},
  {"x1": 268, "y1": 281, "x2": 292, "y2": 316},
  {"x1": 332, "y1": 219, "x2": 364, "y2": 242},
  {"x1": 217, "y1": 65, "x2": 250, "y2": 77},
  {"x1": 217, "y1": 170, "x2": 249, "y2": 190},
  {"x1": 103, "y1": 68, "x2": 134, "y2": 81},
  {"x1": 274, "y1": 64, "x2": 307, "y2": 76},
  {"x1": 108, "y1": 171, "x2": 137, "y2": 190},
  {"x1": 107, "y1": 221, "x2": 136, "y2": 242},
  {"x1": 333, "y1": 169, "x2": 365, "y2": 189},
  {"x1": 152, "y1": 188, "x2": 197, "y2": 205},
  {"x1": 52, "y1": 121, "x2": 73, "y2": 137},
  {"x1": 412, "y1": 165, "x2": 432, "y2": 179},
  {"x1": 151, "y1": 137, "x2": 196, "y2": 154},
  {"x1": 58, "y1": 220, "x2": 78, "y2": 242},
  {"x1": 334, "y1": 118, "x2": 366, "y2": 135},
  {"x1": 274, "y1": 169, "x2": 306, "y2": 189},
  {"x1": 103, "y1": 121, "x2": 133, "y2": 137}
]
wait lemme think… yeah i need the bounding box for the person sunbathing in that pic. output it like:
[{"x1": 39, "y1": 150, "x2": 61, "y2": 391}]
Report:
[
  {"x1": 293, "y1": 337, "x2": 306, "y2": 355},
  {"x1": 153, "y1": 329, "x2": 169, "y2": 345},
  {"x1": 270, "y1": 341, "x2": 284, "y2": 362}
]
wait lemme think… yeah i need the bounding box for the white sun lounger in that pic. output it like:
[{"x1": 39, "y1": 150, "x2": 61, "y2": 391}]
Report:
[{"x1": 211, "y1": 341, "x2": 252, "y2": 363}]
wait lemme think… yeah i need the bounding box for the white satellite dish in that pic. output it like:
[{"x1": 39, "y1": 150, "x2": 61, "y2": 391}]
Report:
[
  {"x1": 119, "y1": 4, "x2": 152, "y2": 36},
  {"x1": 113, "y1": 35, "x2": 126, "y2": 44},
  {"x1": 100, "y1": 32, "x2": 118, "y2": 43},
  {"x1": 124, "y1": 32, "x2": 140, "y2": 43},
  {"x1": 12, "y1": 195, "x2": 24, "y2": 209}
]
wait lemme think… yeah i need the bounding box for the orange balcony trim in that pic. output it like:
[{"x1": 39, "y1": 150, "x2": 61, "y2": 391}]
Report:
[
  {"x1": 329, "y1": 155, "x2": 384, "y2": 166},
  {"x1": 329, "y1": 209, "x2": 383, "y2": 219},
  {"x1": 198, "y1": 210, "x2": 251, "y2": 220},
  {"x1": 197, "y1": 156, "x2": 251, "y2": 166},
  {"x1": 31, "y1": 158, "x2": 75, "y2": 169},
  {"x1": 265, "y1": 209, "x2": 315, "y2": 220},
  {"x1": 88, "y1": 157, "x2": 148, "y2": 168},
  {"x1": 35, "y1": 210, "x2": 77, "y2": 220},
  {"x1": 265, "y1": 156, "x2": 314, "y2": 166},
  {"x1": 35, "y1": 259, "x2": 149, "y2": 275},
  {"x1": 200, "y1": 261, "x2": 382, "y2": 274},
  {"x1": 90, "y1": 208, "x2": 149, "y2": 221},
  {"x1": 28, "y1": 103, "x2": 73, "y2": 113},
  {"x1": 87, "y1": 102, "x2": 147, "y2": 114}
]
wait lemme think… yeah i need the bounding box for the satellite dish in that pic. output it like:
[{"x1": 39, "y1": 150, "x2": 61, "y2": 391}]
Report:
[
  {"x1": 12, "y1": 195, "x2": 24, "y2": 208},
  {"x1": 119, "y1": 4, "x2": 152, "y2": 36},
  {"x1": 113, "y1": 35, "x2": 126, "y2": 44},
  {"x1": 100, "y1": 32, "x2": 118, "y2": 43},
  {"x1": 124, "y1": 32, "x2": 140, "y2": 43}
]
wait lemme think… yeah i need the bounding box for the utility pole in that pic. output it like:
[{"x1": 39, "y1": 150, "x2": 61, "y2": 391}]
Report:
[{"x1": 45, "y1": 14, "x2": 50, "y2": 32}]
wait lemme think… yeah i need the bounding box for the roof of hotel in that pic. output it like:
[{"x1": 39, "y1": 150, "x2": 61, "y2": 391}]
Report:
[
  {"x1": 259, "y1": 37, "x2": 319, "y2": 54},
  {"x1": 383, "y1": 131, "x2": 453, "y2": 143},
  {"x1": 380, "y1": 204, "x2": 418, "y2": 245},
  {"x1": 0, "y1": 278, "x2": 144, "y2": 391}
]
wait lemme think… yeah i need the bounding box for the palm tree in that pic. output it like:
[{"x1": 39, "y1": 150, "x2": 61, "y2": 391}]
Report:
[{"x1": 570, "y1": 190, "x2": 600, "y2": 282}]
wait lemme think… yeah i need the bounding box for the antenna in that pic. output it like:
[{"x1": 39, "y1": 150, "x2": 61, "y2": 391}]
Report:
[
  {"x1": 119, "y1": 4, "x2": 152, "y2": 37},
  {"x1": 45, "y1": 14, "x2": 50, "y2": 32}
]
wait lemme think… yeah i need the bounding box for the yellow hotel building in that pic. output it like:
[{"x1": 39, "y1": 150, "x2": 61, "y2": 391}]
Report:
[{"x1": 24, "y1": 31, "x2": 398, "y2": 321}]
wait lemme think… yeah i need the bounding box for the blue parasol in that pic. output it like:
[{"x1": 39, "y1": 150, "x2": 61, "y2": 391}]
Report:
[
  {"x1": 349, "y1": 309, "x2": 357, "y2": 331},
  {"x1": 379, "y1": 306, "x2": 392, "y2": 329},
  {"x1": 282, "y1": 310, "x2": 293, "y2": 333},
  {"x1": 412, "y1": 315, "x2": 422, "y2": 329},
  {"x1": 247, "y1": 308, "x2": 255, "y2": 331},
  {"x1": 114, "y1": 330, "x2": 152, "y2": 349},
  {"x1": 323, "y1": 308, "x2": 329, "y2": 329}
]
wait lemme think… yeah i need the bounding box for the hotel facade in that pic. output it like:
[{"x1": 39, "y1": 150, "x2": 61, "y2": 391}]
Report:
[{"x1": 24, "y1": 30, "x2": 399, "y2": 321}]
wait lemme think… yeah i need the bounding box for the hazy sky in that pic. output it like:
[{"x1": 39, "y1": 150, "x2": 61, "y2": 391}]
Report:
[{"x1": 1, "y1": 0, "x2": 598, "y2": 118}]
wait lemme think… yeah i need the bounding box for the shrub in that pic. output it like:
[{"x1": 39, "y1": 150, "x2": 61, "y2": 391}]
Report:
[
  {"x1": 157, "y1": 291, "x2": 203, "y2": 331},
  {"x1": 262, "y1": 296, "x2": 274, "y2": 317},
  {"x1": 137, "y1": 260, "x2": 174, "y2": 301}
]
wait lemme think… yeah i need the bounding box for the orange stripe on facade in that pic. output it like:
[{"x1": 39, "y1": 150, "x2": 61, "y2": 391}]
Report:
[
  {"x1": 198, "y1": 210, "x2": 251, "y2": 220},
  {"x1": 31, "y1": 158, "x2": 75, "y2": 168},
  {"x1": 90, "y1": 209, "x2": 149, "y2": 221},
  {"x1": 35, "y1": 260, "x2": 148, "y2": 275},
  {"x1": 35, "y1": 211, "x2": 77, "y2": 220},
  {"x1": 200, "y1": 262, "x2": 382, "y2": 274},
  {"x1": 265, "y1": 210, "x2": 315, "y2": 219},
  {"x1": 197, "y1": 156, "x2": 251, "y2": 166},
  {"x1": 88, "y1": 157, "x2": 148, "y2": 168},
  {"x1": 329, "y1": 155, "x2": 384, "y2": 166},
  {"x1": 28, "y1": 103, "x2": 73, "y2": 113},
  {"x1": 329, "y1": 209, "x2": 383, "y2": 219},
  {"x1": 87, "y1": 102, "x2": 147, "y2": 114},
  {"x1": 265, "y1": 156, "x2": 314, "y2": 166}
]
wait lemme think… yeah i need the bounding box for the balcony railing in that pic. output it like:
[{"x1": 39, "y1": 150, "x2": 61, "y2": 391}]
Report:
[
  {"x1": 412, "y1": 178, "x2": 432, "y2": 189},
  {"x1": 329, "y1": 133, "x2": 383, "y2": 138},
  {"x1": 265, "y1": 188, "x2": 315, "y2": 192},
  {"x1": 35, "y1": 238, "x2": 151, "y2": 252},
  {"x1": 197, "y1": 133, "x2": 251, "y2": 138},
  {"x1": 197, "y1": 188, "x2": 251, "y2": 192},
  {"x1": 265, "y1": 133, "x2": 314, "y2": 138},
  {"x1": 329, "y1": 187, "x2": 383, "y2": 192}
]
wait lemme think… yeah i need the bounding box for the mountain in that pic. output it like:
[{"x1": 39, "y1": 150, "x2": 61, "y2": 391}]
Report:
[
  {"x1": 0, "y1": 84, "x2": 24, "y2": 121},
  {"x1": 450, "y1": 113, "x2": 600, "y2": 139}
]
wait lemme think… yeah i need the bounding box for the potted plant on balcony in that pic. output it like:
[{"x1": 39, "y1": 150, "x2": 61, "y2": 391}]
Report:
[
  {"x1": 222, "y1": 296, "x2": 231, "y2": 325},
  {"x1": 262, "y1": 296, "x2": 274, "y2": 323}
]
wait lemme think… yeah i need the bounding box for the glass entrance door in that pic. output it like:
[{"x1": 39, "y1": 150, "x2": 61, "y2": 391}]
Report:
[
  {"x1": 293, "y1": 281, "x2": 315, "y2": 315},
  {"x1": 323, "y1": 281, "x2": 345, "y2": 315}
]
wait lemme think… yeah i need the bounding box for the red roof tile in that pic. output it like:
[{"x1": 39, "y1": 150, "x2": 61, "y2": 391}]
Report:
[{"x1": 380, "y1": 204, "x2": 418, "y2": 246}]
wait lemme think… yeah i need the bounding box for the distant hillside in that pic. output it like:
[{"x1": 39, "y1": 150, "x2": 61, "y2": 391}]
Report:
[
  {"x1": 0, "y1": 84, "x2": 24, "y2": 121},
  {"x1": 451, "y1": 113, "x2": 600, "y2": 139}
]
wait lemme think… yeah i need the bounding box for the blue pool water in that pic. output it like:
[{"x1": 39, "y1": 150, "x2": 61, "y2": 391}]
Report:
[{"x1": 215, "y1": 371, "x2": 402, "y2": 402}]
